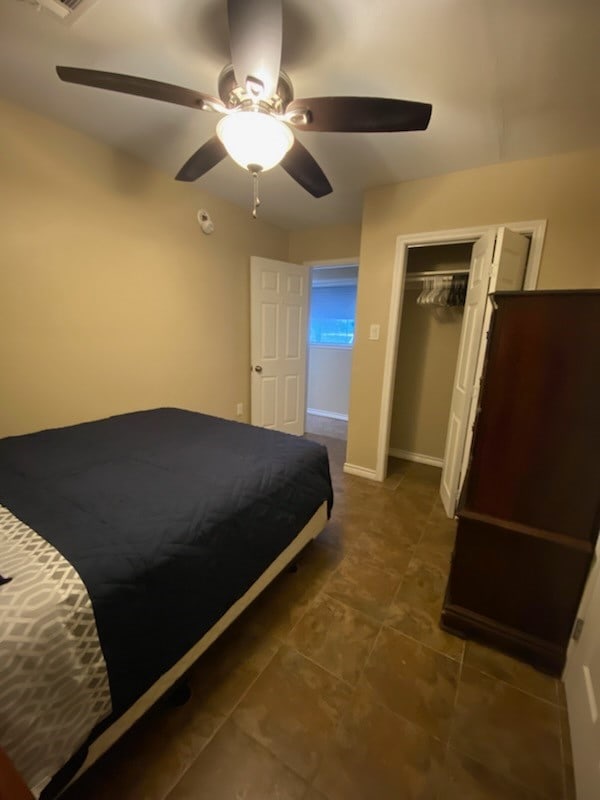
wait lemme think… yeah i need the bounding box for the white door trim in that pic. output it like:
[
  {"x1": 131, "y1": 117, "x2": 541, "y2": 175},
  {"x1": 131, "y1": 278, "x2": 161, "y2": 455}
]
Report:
[
  {"x1": 343, "y1": 462, "x2": 378, "y2": 481},
  {"x1": 304, "y1": 257, "x2": 361, "y2": 268},
  {"x1": 375, "y1": 220, "x2": 546, "y2": 482},
  {"x1": 306, "y1": 408, "x2": 349, "y2": 421},
  {"x1": 388, "y1": 448, "x2": 444, "y2": 468}
]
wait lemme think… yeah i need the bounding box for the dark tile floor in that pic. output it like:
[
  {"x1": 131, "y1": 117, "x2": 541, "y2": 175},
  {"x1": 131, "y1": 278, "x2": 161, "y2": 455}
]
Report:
[{"x1": 64, "y1": 435, "x2": 576, "y2": 800}]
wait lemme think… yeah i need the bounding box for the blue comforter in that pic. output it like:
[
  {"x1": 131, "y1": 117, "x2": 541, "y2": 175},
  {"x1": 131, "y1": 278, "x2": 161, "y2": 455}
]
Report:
[{"x1": 0, "y1": 408, "x2": 333, "y2": 716}]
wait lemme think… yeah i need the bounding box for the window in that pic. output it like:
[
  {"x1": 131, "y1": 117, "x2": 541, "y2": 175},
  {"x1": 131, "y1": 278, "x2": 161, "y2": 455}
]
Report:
[{"x1": 309, "y1": 282, "x2": 357, "y2": 346}]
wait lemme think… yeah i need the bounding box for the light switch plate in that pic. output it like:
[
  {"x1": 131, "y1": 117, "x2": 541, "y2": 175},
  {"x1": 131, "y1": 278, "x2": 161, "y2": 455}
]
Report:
[{"x1": 369, "y1": 324, "x2": 380, "y2": 341}]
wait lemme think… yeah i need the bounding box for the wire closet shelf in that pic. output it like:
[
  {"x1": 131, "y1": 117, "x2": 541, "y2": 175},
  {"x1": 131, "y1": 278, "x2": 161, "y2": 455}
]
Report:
[{"x1": 405, "y1": 267, "x2": 470, "y2": 282}]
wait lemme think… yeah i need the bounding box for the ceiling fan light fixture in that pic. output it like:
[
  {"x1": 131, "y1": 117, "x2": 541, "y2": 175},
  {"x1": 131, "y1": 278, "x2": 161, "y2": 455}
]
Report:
[{"x1": 216, "y1": 109, "x2": 293, "y2": 172}]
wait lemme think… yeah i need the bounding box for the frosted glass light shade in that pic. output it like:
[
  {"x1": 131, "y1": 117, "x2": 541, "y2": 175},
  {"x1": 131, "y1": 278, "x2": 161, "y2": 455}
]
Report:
[{"x1": 217, "y1": 110, "x2": 294, "y2": 172}]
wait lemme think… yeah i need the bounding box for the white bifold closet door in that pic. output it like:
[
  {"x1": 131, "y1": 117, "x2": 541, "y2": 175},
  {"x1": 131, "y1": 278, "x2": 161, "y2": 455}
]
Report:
[
  {"x1": 439, "y1": 227, "x2": 530, "y2": 517},
  {"x1": 250, "y1": 256, "x2": 309, "y2": 435}
]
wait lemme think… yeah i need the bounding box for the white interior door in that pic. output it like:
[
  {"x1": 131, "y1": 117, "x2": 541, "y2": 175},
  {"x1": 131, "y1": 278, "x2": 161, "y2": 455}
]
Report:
[
  {"x1": 439, "y1": 231, "x2": 495, "y2": 517},
  {"x1": 250, "y1": 256, "x2": 309, "y2": 435},
  {"x1": 454, "y1": 226, "x2": 531, "y2": 505},
  {"x1": 565, "y1": 545, "x2": 600, "y2": 800},
  {"x1": 440, "y1": 227, "x2": 530, "y2": 516},
  {"x1": 490, "y1": 226, "x2": 531, "y2": 291}
]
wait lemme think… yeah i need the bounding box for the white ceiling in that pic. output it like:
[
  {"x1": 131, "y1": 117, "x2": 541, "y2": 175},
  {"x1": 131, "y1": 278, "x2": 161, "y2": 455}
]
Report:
[{"x1": 1, "y1": 0, "x2": 599, "y2": 230}]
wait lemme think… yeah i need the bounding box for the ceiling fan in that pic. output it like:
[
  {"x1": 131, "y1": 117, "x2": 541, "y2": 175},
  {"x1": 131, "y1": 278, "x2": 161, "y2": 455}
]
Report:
[{"x1": 56, "y1": 0, "x2": 432, "y2": 216}]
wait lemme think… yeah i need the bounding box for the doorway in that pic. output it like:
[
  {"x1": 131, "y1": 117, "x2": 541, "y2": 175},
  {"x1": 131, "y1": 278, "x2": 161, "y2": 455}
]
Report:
[
  {"x1": 249, "y1": 255, "x2": 359, "y2": 439},
  {"x1": 375, "y1": 220, "x2": 546, "y2": 512},
  {"x1": 305, "y1": 263, "x2": 358, "y2": 442},
  {"x1": 388, "y1": 243, "x2": 473, "y2": 467}
]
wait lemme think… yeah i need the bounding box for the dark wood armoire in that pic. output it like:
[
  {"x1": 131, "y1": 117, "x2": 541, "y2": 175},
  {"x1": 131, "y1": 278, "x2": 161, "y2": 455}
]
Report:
[{"x1": 441, "y1": 290, "x2": 600, "y2": 675}]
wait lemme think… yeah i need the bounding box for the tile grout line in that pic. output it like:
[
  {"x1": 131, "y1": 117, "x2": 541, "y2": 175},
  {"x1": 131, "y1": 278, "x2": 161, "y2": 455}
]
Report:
[
  {"x1": 273, "y1": 640, "x2": 360, "y2": 789},
  {"x1": 445, "y1": 741, "x2": 559, "y2": 800},
  {"x1": 332, "y1": 462, "x2": 566, "y2": 799},
  {"x1": 163, "y1": 640, "x2": 283, "y2": 799},
  {"x1": 284, "y1": 642, "x2": 355, "y2": 692},
  {"x1": 351, "y1": 619, "x2": 386, "y2": 698},
  {"x1": 220, "y1": 591, "x2": 363, "y2": 789},
  {"x1": 449, "y1": 655, "x2": 564, "y2": 800},
  {"x1": 380, "y1": 619, "x2": 465, "y2": 664},
  {"x1": 445, "y1": 643, "x2": 465, "y2": 758},
  {"x1": 459, "y1": 658, "x2": 562, "y2": 708},
  {"x1": 283, "y1": 573, "x2": 337, "y2": 641},
  {"x1": 433, "y1": 647, "x2": 562, "y2": 800},
  {"x1": 160, "y1": 712, "x2": 231, "y2": 799},
  {"x1": 227, "y1": 640, "x2": 282, "y2": 717},
  {"x1": 433, "y1": 650, "x2": 465, "y2": 800},
  {"x1": 323, "y1": 565, "x2": 408, "y2": 625},
  {"x1": 557, "y1": 703, "x2": 569, "y2": 800},
  {"x1": 223, "y1": 638, "x2": 357, "y2": 789},
  {"x1": 317, "y1": 560, "x2": 465, "y2": 665},
  {"x1": 314, "y1": 498, "x2": 562, "y2": 704},
  {"x1": 287, "y1": 587, "x2": 392, "y2": 689},
  {"x1": 303, "y1": 622, "x2": 390, "y2": 795}
]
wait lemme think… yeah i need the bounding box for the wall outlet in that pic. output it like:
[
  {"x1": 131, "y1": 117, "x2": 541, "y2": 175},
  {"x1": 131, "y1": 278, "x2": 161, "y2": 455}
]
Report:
[{"x1": 236, "y1": 402, "x2": 244, "y2": 417}]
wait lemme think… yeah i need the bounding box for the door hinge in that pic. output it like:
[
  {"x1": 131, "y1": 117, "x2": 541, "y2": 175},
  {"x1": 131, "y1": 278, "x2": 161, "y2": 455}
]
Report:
[{"x1": 572, "y1": 617, "x2": 585, "y2": 642}]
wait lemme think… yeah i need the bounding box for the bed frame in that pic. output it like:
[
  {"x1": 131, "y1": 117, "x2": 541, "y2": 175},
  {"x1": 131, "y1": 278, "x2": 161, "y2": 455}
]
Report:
[{"x1": 56, "y1": 501, "x2": 328, "y2": 796}]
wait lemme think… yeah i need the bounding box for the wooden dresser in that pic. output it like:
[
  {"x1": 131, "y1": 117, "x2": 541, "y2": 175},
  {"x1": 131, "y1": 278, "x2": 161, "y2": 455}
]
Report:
[
  {"x1": 0, "y1": 747, "x2": 33, "y2": 800},
  {"x1": 441, "y1": 290, "x2": 600, "y2": 675}
]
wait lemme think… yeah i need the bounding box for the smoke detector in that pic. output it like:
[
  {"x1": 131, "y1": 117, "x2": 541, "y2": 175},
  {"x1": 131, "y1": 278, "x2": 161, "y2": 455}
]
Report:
[{"x1": 197, "y1": 210, "x2": 215, "y2": 235}]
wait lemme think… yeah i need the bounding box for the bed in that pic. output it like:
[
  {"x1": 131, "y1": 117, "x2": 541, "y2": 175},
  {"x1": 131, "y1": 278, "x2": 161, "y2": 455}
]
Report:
[{"x1": 0, "y1": 408, "x2": 333, "y2": 798}]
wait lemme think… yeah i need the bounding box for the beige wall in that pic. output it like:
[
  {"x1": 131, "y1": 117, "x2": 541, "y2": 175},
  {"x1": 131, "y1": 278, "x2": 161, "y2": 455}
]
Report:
[
  {"x1": 288, "y1": 223, "x2": 361, "y2": 264},
  {"x1": 348, "y1": 147, "x2": 600, "y2": 472},
  {"x1": 4, "y1": 95, "x2": 599, "y2": 461},
  {"x1": 390, "y1": 245, "x2": 470, "y2": 460},
  {"x1": 307, "y1": 346, "x2": 352, "y2": 417},
  {"x1": 0, "y1": 98, "x2": 288, "y2": 438}
]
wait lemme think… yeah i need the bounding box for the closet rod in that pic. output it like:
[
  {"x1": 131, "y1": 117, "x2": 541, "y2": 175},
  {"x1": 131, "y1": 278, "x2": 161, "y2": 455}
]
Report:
[{"x1": 405, "y1": 268, "x2": 470, "y2": 282}]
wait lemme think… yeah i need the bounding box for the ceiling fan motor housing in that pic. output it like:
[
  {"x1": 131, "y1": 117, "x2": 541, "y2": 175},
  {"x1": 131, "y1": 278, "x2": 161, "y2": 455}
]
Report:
[
  {"x1": 54, "y1": 0, "x2": 431, "y2": 202},
  {"x1": 217, "y1": 64, "x2": 294, "y2": 113}
]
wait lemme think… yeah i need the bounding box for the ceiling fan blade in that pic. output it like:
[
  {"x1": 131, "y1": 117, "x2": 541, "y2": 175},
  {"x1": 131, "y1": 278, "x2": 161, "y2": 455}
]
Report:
[
  {"x1": 56, "y1": 67, "x2": 226, "y2": 113},
  {"x1": 287, "y1": 96, "x2": 432, "y2": 132},
  {"x1": 280, "y1": 138, "x2": 332, "y2": 198},
  {"x1": 227, "y1": 0, "x2": 282, "y2": 99},
  {"x1": 175, "y1": 136, "x2": 228, "y2": 182}
]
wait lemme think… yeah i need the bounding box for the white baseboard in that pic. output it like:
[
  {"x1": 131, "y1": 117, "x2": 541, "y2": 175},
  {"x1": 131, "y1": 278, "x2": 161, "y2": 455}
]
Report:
[
  {"x1": 388, "y1": 448, "x2": 444, "y2": 469},
  {"x1": 343, "y1": 462, "x2": 379, "y2": 481},
  {"x1": 307, "y1": 408, "x2": 349, "y2": 422}
]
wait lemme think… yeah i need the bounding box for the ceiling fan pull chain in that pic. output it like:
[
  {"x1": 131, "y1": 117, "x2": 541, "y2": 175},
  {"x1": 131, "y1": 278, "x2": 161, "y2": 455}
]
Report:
[{"x1": 251, "y1": 169, "x2": 261, "y2": 218}]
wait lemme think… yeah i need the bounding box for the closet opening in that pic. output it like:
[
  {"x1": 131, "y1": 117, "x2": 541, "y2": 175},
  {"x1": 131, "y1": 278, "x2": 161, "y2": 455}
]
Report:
[
  {"x1": 388, "y1": 243, "x2": 474, "y2": 470},
  {"x1": 373, "y1": 220, "x2": 546, "y2": 517}
]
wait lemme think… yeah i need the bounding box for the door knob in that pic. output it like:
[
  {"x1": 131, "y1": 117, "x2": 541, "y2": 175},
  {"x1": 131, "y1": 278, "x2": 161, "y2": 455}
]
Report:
[{"x1": 254, "y1": 365, "x2": 263, "y2": 373}]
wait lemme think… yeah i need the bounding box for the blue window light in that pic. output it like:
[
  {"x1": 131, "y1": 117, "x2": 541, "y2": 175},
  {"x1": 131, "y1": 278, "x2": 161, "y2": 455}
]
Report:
[{"x1": 309, "y1": 283, "x2": 357, "y2": 346}]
